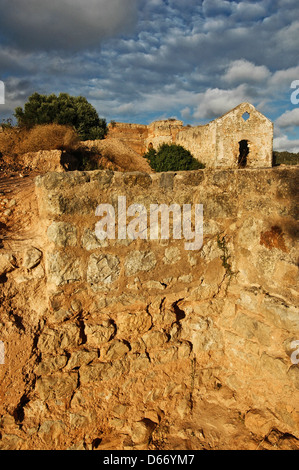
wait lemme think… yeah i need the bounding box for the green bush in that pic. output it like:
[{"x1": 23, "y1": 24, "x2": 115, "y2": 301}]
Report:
[
  {"x1": 14, "y1": 92, "x2": 107, "y2": 141},
  {"x1": 143, "y1": 143, "x2": 205, "y2": 172},
  {"x1": 272, "y1": 151, "x2": 299, "y2": 166}
]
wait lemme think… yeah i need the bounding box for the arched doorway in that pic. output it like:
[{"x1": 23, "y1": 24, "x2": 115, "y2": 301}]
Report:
[{"x1": 238, "y1": 140, "x2": 249, "y2": 167}]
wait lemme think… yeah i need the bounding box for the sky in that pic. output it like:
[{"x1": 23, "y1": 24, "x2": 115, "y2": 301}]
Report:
[{"x1": 0, "y1": 0, "x2": 299, "y2": 151}]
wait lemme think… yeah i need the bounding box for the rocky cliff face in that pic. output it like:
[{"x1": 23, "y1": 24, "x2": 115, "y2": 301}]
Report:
[{"x1": 0, "y1": 167, "x2": 298, "y2": 450}]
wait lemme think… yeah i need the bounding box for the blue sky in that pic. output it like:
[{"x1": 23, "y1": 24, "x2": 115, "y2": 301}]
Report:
[{"x1": 0, "y1": 0, "x2": 299, "y2": 151}]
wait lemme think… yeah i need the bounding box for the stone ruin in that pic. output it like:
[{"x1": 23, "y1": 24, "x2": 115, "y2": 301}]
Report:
[{"x1": 108, "y1": 102, "x2": 274, "y2": 169}]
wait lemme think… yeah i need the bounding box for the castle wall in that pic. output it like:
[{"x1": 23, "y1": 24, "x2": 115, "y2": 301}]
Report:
[
  {"x1": 214, "y1": 102, "x2": 273, "y2": 168},
  {"x1": 176, "y1": 122, "x2": 217, "y2": 167},
  {"x1": 107, "y1": 122, "x2": 149, "y2": 155},
  {"x1": 145, "y1": 119, "x2": 184, "y2": 151},
  {"x1": 106, "y1": 103, "x2": 274, "y2": 169},
  {"x1": 1, "y1": 166, "x2": 298, "y2": 450}
]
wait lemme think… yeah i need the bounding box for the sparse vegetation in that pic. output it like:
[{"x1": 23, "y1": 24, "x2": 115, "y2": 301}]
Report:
[
  {"x1": 217, "y1": 234, "x2": 237, "y2": 280},
  {"x1": 14, "y1": 92, "x2": 107, "y2": 141},
  {"x1": 0, "y1": 123, "x2": 80, "y2": 156},
  {"x1": 273, "y1": 151, "x2": 299, "y2": 166},
  {"x1": 143, "y1": 143, "x2": 205, "y2": 172}
]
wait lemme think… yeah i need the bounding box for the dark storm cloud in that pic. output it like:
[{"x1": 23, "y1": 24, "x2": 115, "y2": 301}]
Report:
[{"x1": 0, "y1": 0, "x2": 138, "y2": 51}]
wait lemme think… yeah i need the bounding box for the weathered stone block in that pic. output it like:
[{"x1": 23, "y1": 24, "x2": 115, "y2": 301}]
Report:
[
  {"x1": 35, "y1": 355, "x2": 68, "y2": 376},
  {"x1": 142, "y1": 330, "x2": 169, "y2": 350},
  {"x1": 180, "y1": 171, "x2": 204, "y2": 186},
  {"x1": 125, "y1": 251, "x2": 156, "y2": 276},
  {"x1": 131, "y1": 420, "x2": 156, "y2": 444},
  {"x1": 163, "y1": 247, "x2": 181, "y2": 264},
  {"x1": 0, "y1": 252, "x2": 17, "y2": 276},
  {"x1": 36, "y1": 372, "x2": 78, "y2": 400},
  {"x1": 80, "y1": 360, "x2": 128, "y2": 383},
  {"x1": 69, "y1": 413, "x2": 92, "y2": 429},
  {"x1": 22, "y1": 247, "x2": 42, "y2": 269},
  {"x1": 81, "y1": 228, "x2": 108, "y2": 250},
  {"x1": 35, "y1": 172, "x2": 90, "y2": 190},
  {"x1": 116, "y1": 311, "x2": 152, "y2": 338},
  {"x1": 87, "y1": 253, "x2": 120, "y2": 285},
  {"x1": 160, "y1": 172, "x2": 175, "y2": 190},
  {"x1": 46, "y1": 194, "x2": 98, "y2": 216},
  {"x1": 123, "y1": 172, "x2": 152, "y2": 188},
  {"x1": 79, "y1": 363, "x2": 106, "y2": 384},
  {"x1": 89, "y1": 169, "x2": 114, "y2": 186},
  {"x1": 203, "y1": 193, "x2": 238, "y2": 218},
  {"x1": 37, "y1": 420, "x2": 66, "y2": 443},
  {"x1": 130, "y1": 353, "x2": 151, "y2": 372},
  {"x1": 46, "y1": 252, "x2": 83, "y2": 286},
  {"x1": 37, "y1": 324, "x2": 81, "y2": 353},
  {"x1": 47, "y1": 222, "x2": 77, "y2": 247},
  {"x1": 105, "y1": 340, "x2": 130, "y2": 361},
  {"x1": 50, "y1": 309, "x2": 72, "y2": 324},
  {"x1": 85, "y1": 320, "x2": 116, "y2": 347},
  {"x1": 59, "y1": 323, "x2": 82, "y2": 350},
  {"x1": 151, "y1": 345, "x2": 178, "y2": 364},
  {"x1": 65, "y1": 350, "x2": 98, "y2": 370},
  {"x1": 262, "y1": 296, "x2": 299, "y2": 333}
]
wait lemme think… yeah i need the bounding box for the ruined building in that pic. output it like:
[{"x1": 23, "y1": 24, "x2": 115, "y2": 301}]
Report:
[{"x1": 108, "y1": 102, "x2": 274, "y2": 169}]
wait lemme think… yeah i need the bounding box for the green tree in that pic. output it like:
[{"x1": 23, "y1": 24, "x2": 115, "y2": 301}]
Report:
[
  {"x1": 143, "y1": 143, "x2": 205, "y2": 172},
  {"x1": 272, "y1": 151, "x2": 299, "y2": 166},
  {"x1": 14, "y1": 92, "x2": 107, "y2": 141}
]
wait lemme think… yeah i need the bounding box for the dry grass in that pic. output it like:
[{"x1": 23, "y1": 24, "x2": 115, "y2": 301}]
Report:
[
  {"x1": 0, "y1": 124, "x2": 80, "y2": 156},
  {"x1": 83, "y1": 138, "x2": 152, "y2": 172}
]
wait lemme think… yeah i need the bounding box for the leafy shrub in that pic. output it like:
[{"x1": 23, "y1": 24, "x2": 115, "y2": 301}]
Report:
[
  {"x1": 143, "y1": 143, "x2": 205, "y2": 172},
  {"x1": 14, "y1": 92, "x2": 107, "y2": 141}
]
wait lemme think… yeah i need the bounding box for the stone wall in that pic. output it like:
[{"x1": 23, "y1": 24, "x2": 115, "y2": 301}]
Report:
[
  {"x1": 145, "y1": 119, "x2": 184, "y2": 151},
  {"x1": 176, "y1": 123, "x2": 216, "y2": 168},
  {"x1": 106, "y1": 103, "x2": 273, "y2": 169},
  {"x1": 0, "y1": 166, "x2": 298, "y2": 450},
  {"x1": 107, "y1": 123, "x2": 148, "y2": 156}
]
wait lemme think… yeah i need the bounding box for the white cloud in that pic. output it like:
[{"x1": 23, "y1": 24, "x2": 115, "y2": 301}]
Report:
[
  {"x1": 234, "y1": 1, "x2": 267, "y2": 21},
  {"x1": 273, "y1": 135, "x2": 299, "y2": 153},
  {"x1": 193, "y1": 85, "x2": 249, "y2": 120},
  {"x1": 276, "y1": 108, "x2": 299, "y2": 128},
  {"x1": 270, "y1": 66, "x2": 299, "y2": 88},
  {"x1": 224, "y1": 59, "x2": 270, "y2": 84},
  {"x1": 276, "y1": 20, "x2": 299, "y2": 54}
]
